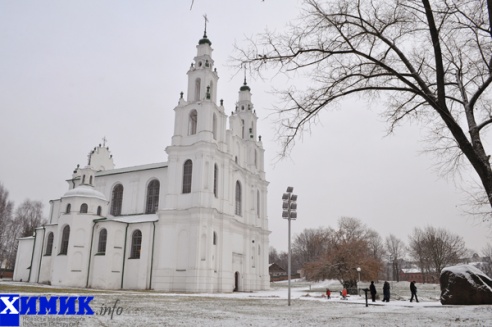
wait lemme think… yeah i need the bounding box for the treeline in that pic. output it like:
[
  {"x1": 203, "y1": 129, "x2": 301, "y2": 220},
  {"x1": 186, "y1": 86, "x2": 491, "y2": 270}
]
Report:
[
  {"x1": 270, "y1": 217, "x2": 492, "y2": 285},
  {"x1": 0, "y1": 182, "x2": 46, "y2": 270}
]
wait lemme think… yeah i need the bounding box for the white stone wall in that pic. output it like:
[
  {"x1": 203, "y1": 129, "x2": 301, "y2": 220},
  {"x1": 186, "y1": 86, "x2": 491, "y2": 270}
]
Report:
[{"x1": 13, "y1": 237, "x2": 34, "y2": 282}]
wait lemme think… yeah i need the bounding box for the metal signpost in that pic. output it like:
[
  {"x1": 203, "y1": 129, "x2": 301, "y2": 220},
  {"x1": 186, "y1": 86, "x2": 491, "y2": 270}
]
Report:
[{"x1": 282, "y1": 186, "x2": 297, "y2": 306}]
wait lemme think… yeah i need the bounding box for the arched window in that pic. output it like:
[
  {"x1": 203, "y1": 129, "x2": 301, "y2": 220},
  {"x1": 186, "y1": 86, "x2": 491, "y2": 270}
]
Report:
[
  {"x1": 98, "y1": 229, "x2": 107, "y2": 254},
  {"x1": 89, "y1": 175, "x2": 93, "y2": 185},
  {"x1": 241, "y1": 119, "x2": 245, "y2": 138},
  {"x1": 111, "y1": 184, "x2": 123, "y2": 216},
  {"x1": 213, "y1": 164, "x2": 218, "y2": 198},
  {"x1": 213, "y1": 231, "x2": 217, "y2": 245},
  {"x1": 59, "y1": 225, "x2": 70, "y2": 255},
  {"x1": 209, "y1": 82, "x2": 214, "y2": 99},
  {"x1": 146, "y1": 179, "x2": 160, "y2": 214},
  {"x1": 45, "y1": 232, "x2": 54, "y2": 256},
  {"x1": 97, "y1": 206, "x2": 102, "y2": 216},
  {"x1": 130, "y1": 230, "x2": 142, "y2": 259},
  {"x1": 189, "y1": 110, "x2": 198, "y2": 135},
  {"x1": 212, "y1": 113, "x2": 217, "y2": 140},
  {"x1": 80, "y1": 203, "x2": 88, "y2": 214},
  {"x1": 235, "y1": 181, "x2": 242, "y2": 216},
  {"x1": 82, "y1": 175, "x2": 86, "y2": 184},
  {"x1": 65, "y1": 203, "x2": 71, "y2": 214},
  {"x1": 194, "y1": 78, "x2": 201, "y2": 101},
  {"x1": 182, "y1": 160, "x2": 193, "y2": 193}
]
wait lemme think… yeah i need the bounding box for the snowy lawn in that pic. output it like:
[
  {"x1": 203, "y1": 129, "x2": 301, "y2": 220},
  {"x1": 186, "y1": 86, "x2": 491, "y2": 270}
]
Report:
[{"x1": 1, "y1": 280, "x2": 491, "y2": 326}]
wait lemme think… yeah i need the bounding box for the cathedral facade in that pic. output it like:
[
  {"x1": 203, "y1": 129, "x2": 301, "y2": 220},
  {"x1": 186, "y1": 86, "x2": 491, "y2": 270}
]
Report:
[{"x1": 13, "y1": 31, "x2": 270, "y2": 292}]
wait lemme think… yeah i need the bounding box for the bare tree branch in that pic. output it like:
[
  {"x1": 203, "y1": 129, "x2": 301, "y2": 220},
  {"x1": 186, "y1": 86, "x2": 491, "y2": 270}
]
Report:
[{"x1": 234, "y1": 0, "x2": 492, "y2": 214}]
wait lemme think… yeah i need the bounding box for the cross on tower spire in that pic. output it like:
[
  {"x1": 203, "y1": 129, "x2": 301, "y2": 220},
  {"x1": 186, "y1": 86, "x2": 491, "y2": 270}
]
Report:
[
  {"x1": 203, "y1": 14, "x2": 209, "y2": 37},
  {"x1": 243, "y1": 65, "x2": 247, "y2": 85}
]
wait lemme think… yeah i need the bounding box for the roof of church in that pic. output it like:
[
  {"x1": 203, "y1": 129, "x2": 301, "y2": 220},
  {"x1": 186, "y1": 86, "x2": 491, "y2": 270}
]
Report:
[
  {"x1": 111, "y1": 214, "x2": 159, "y2": 224},
  {"x1": 96, "y1": 162, "x2": 167, "y2": 177},
  {"x1": 62, "y1": 185, "x2": 107, "y2": 201}
]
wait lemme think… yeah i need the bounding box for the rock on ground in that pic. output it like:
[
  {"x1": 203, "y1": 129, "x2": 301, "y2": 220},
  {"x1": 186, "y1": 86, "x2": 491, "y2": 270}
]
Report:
[{"x1": 440, "y1": 264, "x2": 492, "y2": 305}]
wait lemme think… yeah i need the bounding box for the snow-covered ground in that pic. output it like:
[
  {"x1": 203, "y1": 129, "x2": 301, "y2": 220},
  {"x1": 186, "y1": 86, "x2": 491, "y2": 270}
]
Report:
[{"x1": 1, "y1": 279, "x2": 491, "y2": 326}]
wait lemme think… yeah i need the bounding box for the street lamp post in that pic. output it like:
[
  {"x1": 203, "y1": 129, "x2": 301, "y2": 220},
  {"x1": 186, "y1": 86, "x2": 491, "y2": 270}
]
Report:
[
  {"x1": 357, "y1": 267, "x2": 361, "y2": 284},
  {"x1": 282, "y1": 186, "x2": 297, "y2": 306},
  {"x1": 357, "y1": 267, "x2": 361, "y2": 295}
]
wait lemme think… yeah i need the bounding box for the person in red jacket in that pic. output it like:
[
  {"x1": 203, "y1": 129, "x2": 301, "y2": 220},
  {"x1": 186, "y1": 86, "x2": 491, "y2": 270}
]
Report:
[
  {"x1": 326, "y1": 288, "x2": 331, "y2": 299},
  {"x1": 341, "y1": 288, "x2": 348, "y2": 299}
]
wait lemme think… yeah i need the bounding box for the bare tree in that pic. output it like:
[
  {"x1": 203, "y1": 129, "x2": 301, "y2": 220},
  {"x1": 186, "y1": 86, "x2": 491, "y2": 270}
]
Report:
[
  {"x1": 409, "y1": 226, "x2": 467, "y2": 281},
  {"x1": 292, "y1": 227, "x2": 333, "y2": 267},
  {"x1": 237, "y1": 0, "x2": 492, "y2": 215},
  {"x1": 14, "y1": 199, "x2": 45, "y2": 238},
  {"x1": 269, "y1": 246, "x2": 280, "y2": 264},
  {"x1": 303, "y1": 217, "x2": 384, "y2": 290},
  {"x1": 367, "y1": 229, "x2": 387, "y2": 280},
  {"x1": 385, "y1": 234, "x2": 407, "y2": 281},
  {"x1": 2, "y1": 218, "x2": 22, "y2": 270},
  {"x1": 277, "y1": 251, "x2": 289, "y2": 271},
  {"x1": 0, "y1": 183, "x2": 14, "y2": 270},
  {"x1": 481, "y1": 243, "x2": 492, "y2": 276}
]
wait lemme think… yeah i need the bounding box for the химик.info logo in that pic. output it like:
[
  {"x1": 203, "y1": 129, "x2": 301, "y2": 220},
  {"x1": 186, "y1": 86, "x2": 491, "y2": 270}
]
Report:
[
  {"x1": 0, "y1": 295, "x2": 19, "y2": 327},
  {"x1": 0, "y1": 294, "x2": 94, "y2": 326}
]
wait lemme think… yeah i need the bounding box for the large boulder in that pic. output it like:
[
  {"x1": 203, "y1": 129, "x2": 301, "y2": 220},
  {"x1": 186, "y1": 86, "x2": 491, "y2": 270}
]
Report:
[{"x1": 440, "y1": 264, "x2": 492, "y2": 305}]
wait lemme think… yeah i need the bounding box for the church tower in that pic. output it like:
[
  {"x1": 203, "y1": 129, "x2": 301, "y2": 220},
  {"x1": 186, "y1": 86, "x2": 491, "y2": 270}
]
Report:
[
  {"x1": 165, "y1": 27, "x2": 227, "y2": 210},
  {"x1": 153, "y1": 27, "x2": 269, "y2": 293}
]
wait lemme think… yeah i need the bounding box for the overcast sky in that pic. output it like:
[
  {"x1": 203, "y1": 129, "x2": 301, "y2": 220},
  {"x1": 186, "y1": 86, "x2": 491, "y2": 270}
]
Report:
[{"x1": 0, "y1": 0, "x2": 490, "y2": 256}]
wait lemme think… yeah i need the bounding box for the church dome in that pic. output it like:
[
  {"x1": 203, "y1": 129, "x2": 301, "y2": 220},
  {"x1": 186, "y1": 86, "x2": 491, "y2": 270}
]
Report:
[
  {"x1": 240, "y1": 80, "x2": 251, "y2": 92},
  {"x1": 62, "y1": 185, "x2": 107, "y2": 201},
  {"x1": 198, "y1": 32, "x2": 212, "y2": 46},
  {"x1": 240, "y1": 84, "x2": 251, "y2": 92}
]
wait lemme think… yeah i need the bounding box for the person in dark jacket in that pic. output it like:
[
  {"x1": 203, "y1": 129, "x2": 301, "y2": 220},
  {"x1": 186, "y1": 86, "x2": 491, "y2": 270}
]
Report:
[
  {"x1": 369, "y1": 281, "x2": 377, "y2": 302},
  {"x1": 410, "y1": 281, "x2": 419, "y2": 302},
  {"x1": 382, "y1": 281, "x2": 390, "y2": 302}
]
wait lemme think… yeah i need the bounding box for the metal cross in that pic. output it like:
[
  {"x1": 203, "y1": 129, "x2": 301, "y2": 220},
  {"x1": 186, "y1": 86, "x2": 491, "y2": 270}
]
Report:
[{"x1": 203, "y1": 14, "x2": 209, "y2": 34}]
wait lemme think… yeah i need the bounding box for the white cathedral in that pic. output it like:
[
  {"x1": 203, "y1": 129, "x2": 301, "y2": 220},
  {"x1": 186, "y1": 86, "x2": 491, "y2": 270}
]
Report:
[{"x1": 13, "y1": 30, "x2": 270, "y2": 292}]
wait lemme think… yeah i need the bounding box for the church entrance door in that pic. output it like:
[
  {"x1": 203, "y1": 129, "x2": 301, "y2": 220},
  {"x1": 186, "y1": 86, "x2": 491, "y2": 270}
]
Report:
[{"x1": 234, "y1": 271, "x2": 239, "y2": 292}]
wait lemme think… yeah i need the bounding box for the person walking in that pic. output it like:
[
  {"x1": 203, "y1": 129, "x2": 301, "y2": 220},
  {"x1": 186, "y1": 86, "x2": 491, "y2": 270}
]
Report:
[
  {"x1": 369, "y1": 281, "x2": 377, "y2": 302},
  {"x1": 326, "y1": 288, "x2": 331, "y2": 299},
  {"x1": 410, "y1": 281, "x2": 419, "y2": 303},
  {"x1": 382, "y1": 281, "x2": 390, "y2": 302}
]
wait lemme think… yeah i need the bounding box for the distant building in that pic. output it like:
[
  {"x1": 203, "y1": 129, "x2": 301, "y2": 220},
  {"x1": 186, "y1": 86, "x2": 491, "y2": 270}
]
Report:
[
  {"x1": 13, "y1": 28, "x2": 270, "y2": 293},
  {"x1": 399, "y1": 268, "x2": 438, "y2": 283},
  {"x1": 269, "y1": 263, "x2": 287, "y2": 281}
]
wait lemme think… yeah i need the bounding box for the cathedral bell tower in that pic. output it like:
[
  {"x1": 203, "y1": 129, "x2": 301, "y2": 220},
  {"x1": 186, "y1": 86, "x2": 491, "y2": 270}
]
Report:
[
  {"x1": 166, "y1": 27, "x2": 227, "y2": 210},
  {"x1": 230, "y1": 78, "x2": 257, "y2": 141},
  {"x1": 170, "y1": 26, "x2": 225, "y2": 148},
  {"x1": 186, "y1": 31, "x2": 219, "y2": 103}
]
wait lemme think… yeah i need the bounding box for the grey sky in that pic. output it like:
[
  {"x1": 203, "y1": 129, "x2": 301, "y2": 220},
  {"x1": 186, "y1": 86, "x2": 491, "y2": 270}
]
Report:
[{"x1": 0, "y1": 0, "x2": 490, "y2": 255}]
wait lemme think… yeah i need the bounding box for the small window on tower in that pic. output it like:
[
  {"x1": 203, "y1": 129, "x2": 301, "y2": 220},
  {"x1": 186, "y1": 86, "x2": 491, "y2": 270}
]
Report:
[
  {"x1": 189, "y1": 110, "x2": 198, "y2": 135},
  {"x1": 195, "y1": 78, "x2": 201, "y2": 101},
  {"x1": 212, "y1": 113, "x2": 217, "y2": 140}
]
